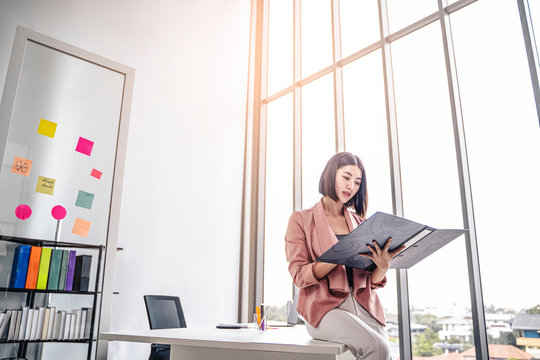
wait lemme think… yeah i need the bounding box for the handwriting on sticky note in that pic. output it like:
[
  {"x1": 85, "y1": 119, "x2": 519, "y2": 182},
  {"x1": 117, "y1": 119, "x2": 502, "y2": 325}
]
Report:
[
  {"x1": 11, "y1": 156, "x2": 33, "y2": 176},
  {"x1": 75, "y1": 137, "x2": 94, "y2": 156},
  {"x1": 90, "y1": 168, "x2": 102, "y2": 179},
  {"x1": 35, "y1": 176, "x2": 56, "y2": 195},
  {"x1": 37, "y1": 118, "x2": 57, "y2": 138},
  {"x1": 75, "y1": 190, "x2": 94, "y2": 210},
  {"x1": 72, "y1": 218, "x2": 91, "y2": 237}
]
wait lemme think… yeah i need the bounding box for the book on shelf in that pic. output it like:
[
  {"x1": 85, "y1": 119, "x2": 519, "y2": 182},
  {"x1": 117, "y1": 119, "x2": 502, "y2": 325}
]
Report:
[
  {"x1": 25, "y1": 246, "x2": 42, "y2": 289},
  {"x1": 73, "y1": 255, "x2": 92, "y2": 292},
  {"x1": 52, "y1": 311, "x2": 62, "y2": 340},
  {"x1": 36, "y1": 248, "x2": 52, "y2": 290},
  {"x1": 73, "y1": 309, "x2": 82, "y2": 340},
  {"x1": 34, "y1": 307, "x2": 45, "y2": 341},
  {"x1": 63, "y1": 313, "x2": 71, "y2": 340},
  {"x1": 24, "y1": 309, "x2": 35, "y2": 340},
  {"x1": 0, "y1": 310, "x2": 12, "y2": 340},
  {"x1": 65, "y1": 250, "x2": 77, "y2": 291},
  {"x1": 69, "y1": 312, "x2": 76, "y2": 340},
  {"x1": 80, "y1": 309, "x2": 87, "y2": 339},
  {"x1": 7, "y1": 310, "x2": 19, "y2": 341},
  {"x1": 58, "y1": 311, "x2": 66, "y2": 340},
  {"x1": 58, "y1": 249, "x2": 70, "y2": 291},
  {"x1": 18, "y1": 307, "x2": 29, "y2": 341},
  {"x1": 47, "y1": 249, "x2": 63, "y2": 290},
  {"x1": 41, "y1": 308, "x2": 51, "y2": 340},
  {"x1": 9, "y1": 245, "x2": 31, "y2": 289},
  {"x1": 83, "y1": 307, "x2": 93, "y2": 339},
  {"x1": 46, "y1": 306, "x2": 56, "y2": 340},
  {"x1": 0, "y1": 312, "x2": 5, "y2": 335},
  {"x1": 30, "y1": 307, "x2": 39, "y2": 340}
]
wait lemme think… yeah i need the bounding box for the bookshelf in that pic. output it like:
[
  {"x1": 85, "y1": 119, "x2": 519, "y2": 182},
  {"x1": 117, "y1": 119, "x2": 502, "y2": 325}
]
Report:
[{"x1": 0, "y1": 235, "x2": 103, "y2": 360}]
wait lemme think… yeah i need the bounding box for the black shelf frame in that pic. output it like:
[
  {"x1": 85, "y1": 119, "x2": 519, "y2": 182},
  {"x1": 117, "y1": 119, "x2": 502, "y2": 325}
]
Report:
[{"x1": 0, "y1": 236, "x2": 104, "y2": 360}]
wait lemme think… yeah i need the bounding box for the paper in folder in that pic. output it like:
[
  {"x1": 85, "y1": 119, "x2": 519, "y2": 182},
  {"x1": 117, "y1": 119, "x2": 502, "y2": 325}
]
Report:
[{"x1": 316, "y1": 212, "x2": 466, "y2": 271}]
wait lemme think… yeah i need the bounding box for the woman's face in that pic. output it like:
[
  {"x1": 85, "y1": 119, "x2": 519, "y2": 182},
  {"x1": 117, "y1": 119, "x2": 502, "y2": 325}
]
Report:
[{"x1": 335, "y1": 165, "x2": 362, "y2": 204}]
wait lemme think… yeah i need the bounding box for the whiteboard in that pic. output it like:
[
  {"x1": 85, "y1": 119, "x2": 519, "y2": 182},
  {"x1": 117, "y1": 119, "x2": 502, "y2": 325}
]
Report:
[{"x1": 0, "y1": 40, "x2": 125, "y2": 246}]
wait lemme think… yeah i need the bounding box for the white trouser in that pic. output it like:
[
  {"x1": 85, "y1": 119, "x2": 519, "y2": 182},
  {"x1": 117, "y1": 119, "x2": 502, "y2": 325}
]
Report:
[{"x1": 305, "y1": 292, "x2": 390, "y2": 360}]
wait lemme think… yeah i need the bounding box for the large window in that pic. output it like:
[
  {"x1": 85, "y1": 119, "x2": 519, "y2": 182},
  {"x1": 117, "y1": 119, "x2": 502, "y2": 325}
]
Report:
[{"x1": 250, "y1": 0, "x2": 540, "y2": 359}]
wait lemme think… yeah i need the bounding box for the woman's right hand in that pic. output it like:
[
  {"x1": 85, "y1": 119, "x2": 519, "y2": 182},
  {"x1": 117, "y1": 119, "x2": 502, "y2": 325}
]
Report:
[{"x1": 313, "y1": 261, "x2": 339, "y2": 280}]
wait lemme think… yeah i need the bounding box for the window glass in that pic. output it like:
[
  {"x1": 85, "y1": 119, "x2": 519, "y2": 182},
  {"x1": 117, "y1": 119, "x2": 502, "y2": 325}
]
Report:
[
  {"x1": 451, "y1": 0, "x2": 540, "y2": 353},
  {"x1": 343, "y1": 51, "x2": 398, "y2": 359},
  {"x1": 268, "y1": 0, "x2": 293, "y2": 96},
  {"x1": 264, "y1": 93, "x2": 294, "y2": 320},
  {"x1": 392, "y1": 21, "x2": 474, "y2": 356},
  {"x1": 301, "y1": 73, "x2": 335, "y2": 209},
  {"x1": 301, "y1": 0, "x2": 333, "y2": 77},
  {"x1": 340, "y1": 0, "x2": 380, "y2": 59},
  {"x1": 386, "y1": 0, "x2": 438, "y2": 34}
]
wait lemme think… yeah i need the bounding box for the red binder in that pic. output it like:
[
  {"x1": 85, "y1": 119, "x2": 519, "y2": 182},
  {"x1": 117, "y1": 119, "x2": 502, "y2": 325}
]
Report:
[{"x1": 25, "y1": 246, "x2": 42, "y2": 289}]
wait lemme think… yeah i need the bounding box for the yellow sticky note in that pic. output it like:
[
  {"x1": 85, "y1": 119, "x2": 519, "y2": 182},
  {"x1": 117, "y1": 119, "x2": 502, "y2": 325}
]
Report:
[
  {"x1": 35, "y1": 176, "x2": 56, "y2": 195},
  {"x1": 72, "y1": 218, "x2": 91, "y2": 237},
  {"x1": 37, "y1": 118, "x2": 57, "y2": 138}
]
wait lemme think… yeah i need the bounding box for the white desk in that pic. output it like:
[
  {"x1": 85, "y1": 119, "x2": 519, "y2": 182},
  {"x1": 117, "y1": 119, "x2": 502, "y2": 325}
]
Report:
[{"x1": 101, "y1": 325, "x2": 349, "y2": 360}]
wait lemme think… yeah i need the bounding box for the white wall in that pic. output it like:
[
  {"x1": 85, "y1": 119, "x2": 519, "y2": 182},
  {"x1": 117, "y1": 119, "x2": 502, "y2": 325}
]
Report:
[{"x1": 0, "y1": 1, "x2": 250, "y2": 359}]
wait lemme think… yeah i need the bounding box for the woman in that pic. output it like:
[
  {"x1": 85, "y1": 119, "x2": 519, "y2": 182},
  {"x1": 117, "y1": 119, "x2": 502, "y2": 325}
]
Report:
[{"x1": 285, "y1": 152, "x2": 404, "y2": 360}]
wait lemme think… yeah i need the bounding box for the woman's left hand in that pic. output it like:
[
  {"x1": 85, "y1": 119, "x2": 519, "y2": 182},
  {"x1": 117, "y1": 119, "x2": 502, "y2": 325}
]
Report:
[{"x1": 359, "y1": 237, "x2": 405, "y2": 271}]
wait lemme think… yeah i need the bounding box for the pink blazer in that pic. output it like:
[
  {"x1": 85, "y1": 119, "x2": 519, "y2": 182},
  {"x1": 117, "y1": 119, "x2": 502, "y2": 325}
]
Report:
[{"x1": 284, "y1": 199, "x2": 387, "y2": 328}]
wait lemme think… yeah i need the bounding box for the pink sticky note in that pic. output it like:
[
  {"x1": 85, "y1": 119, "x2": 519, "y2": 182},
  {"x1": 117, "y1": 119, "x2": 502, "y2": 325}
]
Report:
[
  {"x1": 51, "y1": 205, "x2": 67, "y2": 220},
  {"x1": 75, "y1": 137, "x2": 94, "y2": 156},
  {"x1": 91, "y1": 168, "x2": 102, "y2": 179},
  {"x1": 15, "y1": 204, "x2": 32, "y2": 220}
]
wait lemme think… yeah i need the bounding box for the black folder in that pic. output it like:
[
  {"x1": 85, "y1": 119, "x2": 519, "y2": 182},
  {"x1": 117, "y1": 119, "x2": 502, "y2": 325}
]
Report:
[{"x1": 316, "y1": 212, "x2": 466, "y2": 271}]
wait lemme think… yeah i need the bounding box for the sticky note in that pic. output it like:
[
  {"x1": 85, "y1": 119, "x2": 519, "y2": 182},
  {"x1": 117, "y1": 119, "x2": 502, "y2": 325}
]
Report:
[
  {"x1": 35, "y1": 176, "x2": 56, "y2": 195},
  {"x1": 11, "y1": 156, "x2": 33, "y2": 176},
  {"x1": 51, "y1": 205, "x2": 67, "y2": 220},
  {"x1": 37, "y1": 118, "x2": 57, "y2": 138},
  {"x1": 75, "y1": 137, "x2": 94, "y2": 156},
  {"x1": 90, "y1": 168, "x2": 102, "y2": 179},
  {"x1": 15, "y1": 204, "x2": 32, "y2": 220},
  {"x1": 75, "y1": 190, "x2": 94, "y2": 210},
  {"x1": 72, "y1": 218, "x2": 91, "y2": 237}
]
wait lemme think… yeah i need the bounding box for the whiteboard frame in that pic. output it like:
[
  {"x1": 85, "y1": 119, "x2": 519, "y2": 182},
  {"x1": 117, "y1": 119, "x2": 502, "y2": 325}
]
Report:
[{"x1": 0, "y1": 25, "x2": 135, "y2": 359}]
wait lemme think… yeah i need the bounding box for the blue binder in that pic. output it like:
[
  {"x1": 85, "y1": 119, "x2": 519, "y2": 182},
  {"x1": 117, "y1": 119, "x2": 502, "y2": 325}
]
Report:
[{"x1": 9, "y1": 245, "x2": 32, "y2": 288}]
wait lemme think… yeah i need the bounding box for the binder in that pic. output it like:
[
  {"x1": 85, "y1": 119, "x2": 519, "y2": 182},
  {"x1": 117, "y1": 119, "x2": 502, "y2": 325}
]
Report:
[
  {"x1": 47, "y1": 249, "x2": 63, "y2": 290},
  {"x1": 317, "y1": 212, "x2": 466, "y2": 270},
  {"x1": 9, "y1": 245, "x2": 31, "y2": 288},
  {"x1": 25, "y1": 246, "x2": 42, "y2": 289},
  {"x1": 36, "y1": 248, "x2": 52, "y2": 289},
  {"x1": 58, "y1": 249, "x2": 70, "y2": 291},
  {"x1": 65, "y1": 250, "x2": 77, "y2": 291},
  {"x1": 73, "y1": 255, "x2": 92, "y2": 291}
]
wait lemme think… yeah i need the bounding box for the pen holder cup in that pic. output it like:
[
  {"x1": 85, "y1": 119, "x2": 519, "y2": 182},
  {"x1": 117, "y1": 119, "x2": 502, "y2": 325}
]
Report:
[{"x1": 253, "y1": 312, "x2": 267, "y2": 332}]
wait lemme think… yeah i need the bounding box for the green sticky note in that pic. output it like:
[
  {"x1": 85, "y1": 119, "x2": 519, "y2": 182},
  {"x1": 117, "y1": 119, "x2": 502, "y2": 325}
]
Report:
[
  {"x1": 37, "y1": 118, "x2": 57, "y2": 138},
  {"x1": 75, "y1": 190, "x2": 94, "y2": 210}
]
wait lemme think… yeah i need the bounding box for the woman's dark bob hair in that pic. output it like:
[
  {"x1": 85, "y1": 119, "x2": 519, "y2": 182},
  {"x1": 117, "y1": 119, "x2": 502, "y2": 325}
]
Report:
[{"x1": 318, "y1": 152, "x2": 368, "y2": 219}]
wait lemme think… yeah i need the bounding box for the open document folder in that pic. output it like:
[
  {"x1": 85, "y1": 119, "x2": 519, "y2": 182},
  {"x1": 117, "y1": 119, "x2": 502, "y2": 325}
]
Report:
[{"x1": 316, "y1": 212, "x2": 466, "y2": 271}]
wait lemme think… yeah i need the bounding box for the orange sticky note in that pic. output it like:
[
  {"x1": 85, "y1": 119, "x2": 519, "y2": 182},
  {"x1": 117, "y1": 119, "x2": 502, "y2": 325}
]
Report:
[
  {"x1": 37, "y1": 118, "x2": 57, "y2": 138},
  {"x1": 72, "y1": 218, "x2": 91, "y2": 237},
  {"x1": 11, "y1": 156, "x2": 33, "y2": 176}
]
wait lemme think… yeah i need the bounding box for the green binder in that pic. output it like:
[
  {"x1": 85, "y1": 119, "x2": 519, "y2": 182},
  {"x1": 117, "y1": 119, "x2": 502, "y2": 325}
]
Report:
[
  {"x1": 36, "y1": 248, "x2": 52, "y2": 290},
  {"x1": 58, "y1": 250, "x2": 69, "y2": 291},
  {"x1": 47, "y1": 249, "x2": 63, "y2": 290}
]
